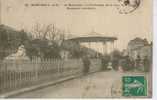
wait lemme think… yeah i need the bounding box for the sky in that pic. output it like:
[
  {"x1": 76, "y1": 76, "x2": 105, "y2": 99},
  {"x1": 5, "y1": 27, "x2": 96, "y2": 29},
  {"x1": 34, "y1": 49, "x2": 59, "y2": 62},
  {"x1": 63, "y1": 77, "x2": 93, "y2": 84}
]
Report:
[{"x1": 0, "y1": 0, "x2": 153, "y2": 51}]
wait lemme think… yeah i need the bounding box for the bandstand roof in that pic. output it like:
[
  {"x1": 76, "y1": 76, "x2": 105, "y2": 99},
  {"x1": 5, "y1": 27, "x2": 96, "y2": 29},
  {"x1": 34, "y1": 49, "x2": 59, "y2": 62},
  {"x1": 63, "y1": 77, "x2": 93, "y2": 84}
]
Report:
[
  {"x1": 67, "y1": 36, "x2": 117, "y2": 42},
  {"x1": 66, "y1": 32, "x2": 117, "y2": 42}
]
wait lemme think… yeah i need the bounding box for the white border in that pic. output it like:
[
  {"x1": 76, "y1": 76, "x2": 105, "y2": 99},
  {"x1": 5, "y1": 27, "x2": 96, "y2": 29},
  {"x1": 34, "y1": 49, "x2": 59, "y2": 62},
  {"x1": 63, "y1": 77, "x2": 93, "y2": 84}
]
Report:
[
  {"x1": 153, "y1": 0, "x2": 157, "y2": 100},
  {"x1": 0, "y1": 0, "x2": 156, "y2": 100}
]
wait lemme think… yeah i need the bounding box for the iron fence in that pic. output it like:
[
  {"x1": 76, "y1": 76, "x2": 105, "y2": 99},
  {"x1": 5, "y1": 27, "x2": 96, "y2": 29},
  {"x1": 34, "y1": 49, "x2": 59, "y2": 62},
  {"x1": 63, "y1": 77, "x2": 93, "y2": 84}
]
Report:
[{"x1": 0, "y1": 58, "x2": 101, "y2": 94}]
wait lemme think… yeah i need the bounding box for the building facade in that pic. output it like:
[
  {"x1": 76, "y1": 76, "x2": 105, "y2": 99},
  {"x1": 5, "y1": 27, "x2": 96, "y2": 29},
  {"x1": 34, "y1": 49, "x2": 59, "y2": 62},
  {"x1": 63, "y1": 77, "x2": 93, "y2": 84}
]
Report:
[{"x1": 127, "y1": 38, "x2": 152, "y2": 60}]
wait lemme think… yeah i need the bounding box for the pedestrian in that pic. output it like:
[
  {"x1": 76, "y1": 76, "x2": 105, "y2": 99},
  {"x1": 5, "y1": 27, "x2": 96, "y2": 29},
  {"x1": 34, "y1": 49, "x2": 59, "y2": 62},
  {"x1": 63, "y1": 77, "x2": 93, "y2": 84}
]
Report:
[
  {"x1": 101, "y1": 55, "x2": 109, "y2": 71},
  {"x1": 143, "y1": 56, "x2": 150, "y2": 72},
  {"x1": 107, "y1": 62, "x2": 113, "y2": 70},
  {"x1": 135, "y1": 55, "x2": 141, "y2": 71},
  {"x1": 82, "y1": 55, "x2": 90, "y2": 75}
]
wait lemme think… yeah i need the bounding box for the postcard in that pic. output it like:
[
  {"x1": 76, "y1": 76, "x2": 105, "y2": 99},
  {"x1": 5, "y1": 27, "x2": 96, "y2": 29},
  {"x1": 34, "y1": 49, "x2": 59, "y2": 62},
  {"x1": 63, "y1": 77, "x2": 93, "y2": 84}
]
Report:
[{"x1": 0, "y1": 0, "x2": 153, "y2": 98}]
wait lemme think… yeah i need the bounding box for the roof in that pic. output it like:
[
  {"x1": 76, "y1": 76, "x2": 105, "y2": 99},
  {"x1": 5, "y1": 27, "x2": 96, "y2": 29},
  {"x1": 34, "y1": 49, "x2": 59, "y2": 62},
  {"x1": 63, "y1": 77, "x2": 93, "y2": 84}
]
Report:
[
  {"x1": 67, "y1": 36, "x2": 117, "y2": 42},
  {"x1": 128, "y1": 37, "x2": 149, "y2": 45},
  {"x1": 0, "y1": 24, "x2": 17, "y2": 32},
  {"x1": 66, "y1": 31, "x2": 117, "y2": 42}
]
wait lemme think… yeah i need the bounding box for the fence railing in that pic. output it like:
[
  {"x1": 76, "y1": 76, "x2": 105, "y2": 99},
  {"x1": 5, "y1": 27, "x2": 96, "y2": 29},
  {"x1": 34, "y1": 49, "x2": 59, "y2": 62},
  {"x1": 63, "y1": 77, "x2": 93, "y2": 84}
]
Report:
[{"x1": 0, "y1": 58, "x2": 101, "y2": 94}]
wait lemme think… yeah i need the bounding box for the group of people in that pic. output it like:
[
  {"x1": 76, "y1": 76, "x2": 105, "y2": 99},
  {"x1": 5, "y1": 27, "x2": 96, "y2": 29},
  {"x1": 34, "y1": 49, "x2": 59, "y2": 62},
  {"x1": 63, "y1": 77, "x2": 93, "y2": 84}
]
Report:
[
  {"x1": 81, "y1": 54, "x2": 151, "y2": 75},
  {"x1": 133, "y1": 55, "x2": 151, "y2": 72},
  {"x1": 101, "y1": 55, "x2": 151, "y2": 72}
]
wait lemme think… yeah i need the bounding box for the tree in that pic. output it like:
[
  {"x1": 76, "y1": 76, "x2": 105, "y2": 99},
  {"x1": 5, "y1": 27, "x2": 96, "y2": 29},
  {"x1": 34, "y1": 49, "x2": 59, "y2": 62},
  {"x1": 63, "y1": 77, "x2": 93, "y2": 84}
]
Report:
[
  {"x1": 0, "y1": 25, "x2": 30, "y2": 60},
  {"x1": 0, "y1": 29, "x2": 8, "y2": 59},
  {"x1": 32, "y1": 23, "x2": 66, "y2": 43}
]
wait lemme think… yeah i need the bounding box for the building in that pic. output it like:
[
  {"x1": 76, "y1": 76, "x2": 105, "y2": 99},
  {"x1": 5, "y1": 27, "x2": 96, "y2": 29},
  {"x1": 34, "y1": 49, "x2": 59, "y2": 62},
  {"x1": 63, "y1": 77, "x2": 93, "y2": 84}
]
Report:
[
  {"x1": 139, "y1": 44, "x2": 152, "y2": 60},
  {"x1": 127, "y1": 37, "x2": 152, "y2": 60}
]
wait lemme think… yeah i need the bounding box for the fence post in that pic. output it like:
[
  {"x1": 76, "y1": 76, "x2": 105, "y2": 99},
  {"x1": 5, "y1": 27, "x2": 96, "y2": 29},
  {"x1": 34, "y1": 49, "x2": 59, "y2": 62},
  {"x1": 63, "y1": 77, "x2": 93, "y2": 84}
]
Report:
[
  {"x1": 0, "y1": 61, "x2": 2, "y2": 93},
  {"x1": 57, "y1": 59, "x2": 59, "y2": 77},
  {"x1": 35, "y1": 58, "x2": 38, "y2": 81}
]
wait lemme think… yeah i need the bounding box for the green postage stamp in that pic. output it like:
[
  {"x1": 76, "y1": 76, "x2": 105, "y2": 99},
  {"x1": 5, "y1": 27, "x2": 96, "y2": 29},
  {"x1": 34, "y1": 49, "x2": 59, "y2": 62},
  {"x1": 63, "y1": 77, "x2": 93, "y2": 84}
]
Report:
[{"x1": 123, "y1": 76, "x2": 147, "y2": 96}]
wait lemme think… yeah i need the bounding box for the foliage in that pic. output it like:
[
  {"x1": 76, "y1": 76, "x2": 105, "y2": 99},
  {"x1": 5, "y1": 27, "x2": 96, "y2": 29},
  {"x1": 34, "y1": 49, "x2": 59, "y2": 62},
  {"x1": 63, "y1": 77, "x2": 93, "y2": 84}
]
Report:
[
  {"x1": 0, "y1": 25, "x2": 29, "y2": 59},
  {"x1": 61, "y1": 40, "x2": 85, "y2": 58},
  {"x1": 25, "y1": 39, "x2": 61, "y2": 59},
  {"x1": 101, "y1": 54, "x2": 111, "y2": 70},
  {"x1": 119, "y1": 56, "x2": 134, "y2": 71},
  {"x1": 0, "y1": 25, "x2": 62, "y2": 60}
]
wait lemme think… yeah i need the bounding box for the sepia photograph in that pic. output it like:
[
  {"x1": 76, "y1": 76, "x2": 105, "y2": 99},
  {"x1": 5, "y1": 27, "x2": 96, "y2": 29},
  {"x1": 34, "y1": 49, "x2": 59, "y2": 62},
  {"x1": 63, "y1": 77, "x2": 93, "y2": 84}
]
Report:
[{"x1": 0, "y1": 0, "x2": 153, "y2": 98}]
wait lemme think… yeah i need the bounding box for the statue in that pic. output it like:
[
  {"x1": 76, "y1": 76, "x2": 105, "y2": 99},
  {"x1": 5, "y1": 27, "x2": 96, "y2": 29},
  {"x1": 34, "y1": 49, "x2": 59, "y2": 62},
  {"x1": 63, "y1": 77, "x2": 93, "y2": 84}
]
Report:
[{"x1": 4, "y1": 45, "x2": 30, "y2": 61}]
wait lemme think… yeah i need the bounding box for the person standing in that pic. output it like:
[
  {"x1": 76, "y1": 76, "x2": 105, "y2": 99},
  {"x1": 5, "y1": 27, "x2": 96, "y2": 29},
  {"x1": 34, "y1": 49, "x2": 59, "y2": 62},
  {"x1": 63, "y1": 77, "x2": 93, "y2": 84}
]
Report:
[
  {"x1": 101, "y1": 55, "x2": 110, "y2": 71},
  {"x1": 143, "y1": 56, "x2": 150, "y2": 72},
  {"x1": 135, "y1": 55, "x2": 141, "y2": 71},
  {"x1": 82, "y1": 55, "x2": 90, "y2": 75}
]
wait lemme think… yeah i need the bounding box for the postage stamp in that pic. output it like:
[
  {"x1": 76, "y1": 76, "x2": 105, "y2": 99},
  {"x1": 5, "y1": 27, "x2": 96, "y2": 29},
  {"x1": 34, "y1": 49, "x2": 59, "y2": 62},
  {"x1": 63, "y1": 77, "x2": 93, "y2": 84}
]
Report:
[{"x1": 122, "y1": 76, "x2": 147, "y2": 96}]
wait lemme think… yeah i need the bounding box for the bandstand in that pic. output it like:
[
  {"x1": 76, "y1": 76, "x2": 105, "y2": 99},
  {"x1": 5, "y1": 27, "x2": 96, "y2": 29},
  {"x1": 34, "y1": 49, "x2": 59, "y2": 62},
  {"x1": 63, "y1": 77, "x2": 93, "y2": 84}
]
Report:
[{"x1": 66, "y1": 32, "x2": 118, "y2": 56}]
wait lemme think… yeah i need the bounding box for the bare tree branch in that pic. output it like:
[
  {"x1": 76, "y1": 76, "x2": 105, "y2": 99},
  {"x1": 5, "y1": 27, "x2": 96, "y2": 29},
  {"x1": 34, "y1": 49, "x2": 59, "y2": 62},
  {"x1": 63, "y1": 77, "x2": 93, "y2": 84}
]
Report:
[{"x1": 31, "y1": 23, "x2": 66, "y2": 45}]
